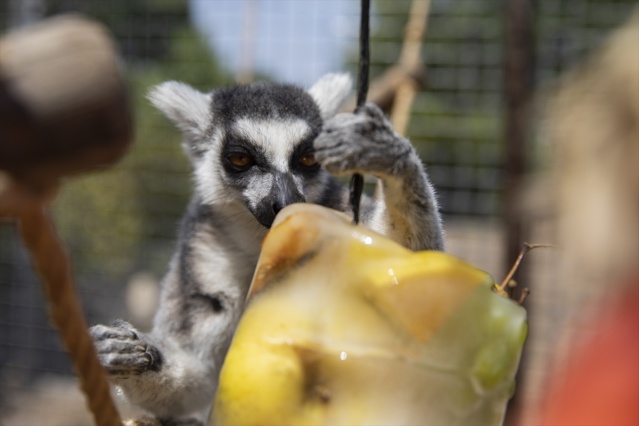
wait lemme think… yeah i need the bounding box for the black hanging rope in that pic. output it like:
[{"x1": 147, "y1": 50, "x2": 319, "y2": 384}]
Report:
[
  {"x1": 350, "y1": 0, "x2": 370, "y2": 225},
  {"x1": 356, "y1": 0, "x2": 370, "y2": 110}
]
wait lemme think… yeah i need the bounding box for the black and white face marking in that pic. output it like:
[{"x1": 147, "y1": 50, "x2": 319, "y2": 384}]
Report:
[
  {"x1": 148, "y1": 75, "x2": 353, "y2": 228},
  {"x1": 220, "y1": 117, "x2": 323, "y2": 228}
]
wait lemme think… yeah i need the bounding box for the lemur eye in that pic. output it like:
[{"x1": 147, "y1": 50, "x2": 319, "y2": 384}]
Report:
[
  {"x1": 298, "y1": 153, "x2": 317, "y2": 167},
  {"x1": 227, "y1": 153, "x2": 255, "y2": 170}
]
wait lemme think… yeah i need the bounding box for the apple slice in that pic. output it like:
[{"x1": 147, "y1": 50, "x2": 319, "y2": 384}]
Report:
[{"x1": 213, "y1": 204, "x2": 527, "y2": 426}]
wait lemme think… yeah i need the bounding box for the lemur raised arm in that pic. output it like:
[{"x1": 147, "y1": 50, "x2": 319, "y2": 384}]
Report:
[{"x1": 90, "y1": 73, "x2": 444, "y2": 424}]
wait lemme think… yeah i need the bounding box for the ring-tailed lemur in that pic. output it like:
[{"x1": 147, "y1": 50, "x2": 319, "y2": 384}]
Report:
[{"x1": 90, "y1": 73, "x2": 444, "y2": 424}]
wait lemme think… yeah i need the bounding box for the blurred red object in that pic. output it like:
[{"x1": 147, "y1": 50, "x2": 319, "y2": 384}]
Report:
[{"x1": 539, "y1": 280, "x2": 639, "y2": 426}]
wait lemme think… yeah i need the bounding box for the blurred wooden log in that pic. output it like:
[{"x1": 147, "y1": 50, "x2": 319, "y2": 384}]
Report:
[
  {"x1": 0, "y1": 14, "x2": 133, "y2": 189},
  {"x1": 502, "y1": 1, "x2": 536, "y2": 424}
]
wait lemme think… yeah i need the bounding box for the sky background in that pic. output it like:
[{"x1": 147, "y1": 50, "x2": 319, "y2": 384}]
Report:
[{"x1": 190, "y1": 0, "x2": 361, "y2": 86}]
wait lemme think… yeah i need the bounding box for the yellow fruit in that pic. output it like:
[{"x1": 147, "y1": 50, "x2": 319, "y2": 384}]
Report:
[{"x1": 213, "y1": 204, "x2": 527, "y2": 426}]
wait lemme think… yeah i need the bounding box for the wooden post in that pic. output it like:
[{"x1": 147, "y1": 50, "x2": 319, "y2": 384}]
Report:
[
  {"x1": 503, "y1": 0, "x2": 536, "y2": 424},
  {"x1": 503, "y1": 0, "x2": 535, "y2": 290}
]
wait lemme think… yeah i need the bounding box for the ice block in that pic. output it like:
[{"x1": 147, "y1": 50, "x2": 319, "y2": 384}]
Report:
[{"x1": 213, "y1": 204, "x2": 527, "y2": 426}]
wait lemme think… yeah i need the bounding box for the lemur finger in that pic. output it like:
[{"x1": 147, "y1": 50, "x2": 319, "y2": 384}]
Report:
[
  {"x1": 100, "y1": 352, "x2": 152, "y2": 376},
  {"x1": 94, "y1": 338, "x2": 146, "y2": 354},
  {"x1": 314, "y1": 149, "x2": 361, "y2": 176},
  {"x1": 98, "y1": 344, "x2": 162, "y2": 375},
  {"x1": 90, "y1": 324, "x2": 138, "y2": 341},
  {"x1": 90, "y1": 319, "x2": 142, "y2": 342},
  {"x1": 316, "y1": 131, "x2": 414, "y2": 177},
  {"x1": 111, "y1": 319, "x2": 141, "y2": 336},
  {"x1": 320, "y1": 116, "x2": 391, "y2": 148}
]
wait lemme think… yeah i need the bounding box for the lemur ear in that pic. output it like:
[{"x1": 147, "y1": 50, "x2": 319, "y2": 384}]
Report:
[
  {"x1": 147, "y1": 81, "x2": 212, "y2": 141},
  {"x1": 307, "y1": 73, "x2": 352, "y2": 120}
]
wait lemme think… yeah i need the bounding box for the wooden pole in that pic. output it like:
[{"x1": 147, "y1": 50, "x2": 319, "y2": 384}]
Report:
[
  {"x1": 503, "y1": 0, "x2": 535, "y2": 293},
  {"x1": 503, "y1": 0, "x2": 536, "y2": 423}
]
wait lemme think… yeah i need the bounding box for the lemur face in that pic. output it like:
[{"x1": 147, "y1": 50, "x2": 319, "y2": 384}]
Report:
[
  {"x1": 148, "y1": 74, "x2": 352, "y2": 228},
  {"x1": 219, "y1": 117, "x2": 320, "y2": 228},
  {"x1": 206, "y1": 83, "x2": 323, "y2": 228}
]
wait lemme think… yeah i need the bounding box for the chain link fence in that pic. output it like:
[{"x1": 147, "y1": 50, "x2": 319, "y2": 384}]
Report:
[{"x1": 1, "y1": 0, "x2": 636, "y2": 423}]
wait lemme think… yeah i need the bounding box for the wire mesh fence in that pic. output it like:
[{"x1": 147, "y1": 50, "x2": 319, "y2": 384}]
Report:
[{"x1": 0, "y1": 0, "x2": 636, "y2": 423}]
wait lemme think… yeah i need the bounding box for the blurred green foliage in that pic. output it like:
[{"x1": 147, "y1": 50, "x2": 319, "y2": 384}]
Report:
[{"x1": 53, "y1": 11, "x2": 233, "y2": 284}]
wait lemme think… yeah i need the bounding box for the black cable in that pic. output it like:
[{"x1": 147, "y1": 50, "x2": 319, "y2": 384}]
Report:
[
  {"x1": 350, "y1": 0, "x2": 370, "y2": 225},
  {"x1": 356, "y1": 0, "x2": 370, "y2": 110},
  {"x1": 349, "y1": 173, "x2": 364, "y2": 225}
]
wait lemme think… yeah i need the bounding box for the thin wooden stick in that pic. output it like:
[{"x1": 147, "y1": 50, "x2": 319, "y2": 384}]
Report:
[
  {"x1": 497, "y1": 242, "x2": 556, "y2": 293},
  {"x1": 517, "y1": 288, "x2": 531, "y2": 305},
  {"x1": 390, "y1": 0, "x2": 431, "y2": 135}
]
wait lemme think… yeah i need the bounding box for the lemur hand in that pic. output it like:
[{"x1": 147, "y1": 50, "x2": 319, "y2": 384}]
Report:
[
  {"x1": 90, "y1": 320, "x2": 162, "y2": 377},
  {"x1": 314, "y1": 103, "x2": 413, "y2": 177}
]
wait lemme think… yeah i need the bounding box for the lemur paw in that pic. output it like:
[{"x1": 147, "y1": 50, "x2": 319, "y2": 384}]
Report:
[
  {"x1": 90, "y1": 320, "x2": 162, "y2": 377},
  {"x1": 314, "y1": 103, "x2": 413, "y2": 176}
]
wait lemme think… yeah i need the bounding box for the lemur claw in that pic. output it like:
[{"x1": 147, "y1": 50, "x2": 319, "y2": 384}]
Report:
[
  {"x1": 90, "y1": 321, "x2": 162, "y2": 376},
  {"x1": 314, "y1": 102, "x2": 413, "y2": 177}
]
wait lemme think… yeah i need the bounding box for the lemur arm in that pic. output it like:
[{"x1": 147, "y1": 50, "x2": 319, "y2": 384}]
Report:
[
  {"x1": 314, "y1": 103, "x2": 444, "y2": 251},
  {"x1": 90, "y1": 320, "x2": 214, "y2": 422}
]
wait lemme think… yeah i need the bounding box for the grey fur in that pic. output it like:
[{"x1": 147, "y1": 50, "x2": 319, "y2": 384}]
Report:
[
  {"x1": 90, "y1": 73, "x2": 443, "y2": 424},
  {"x1": 315, "y1": 103, "x2": 445, "y2": 250}
]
